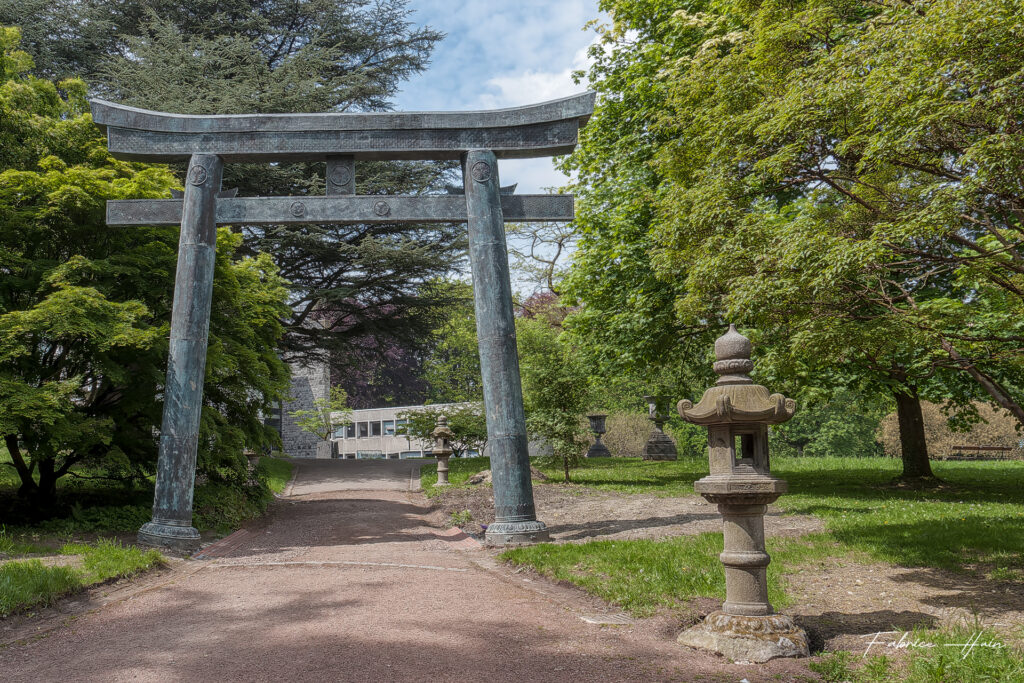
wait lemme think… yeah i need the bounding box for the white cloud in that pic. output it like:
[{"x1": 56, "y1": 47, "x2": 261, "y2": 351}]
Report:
[
  {"x1": 396, "y1": 1, "x2": 603, "y2": 192},
  {"x1": 477, "y1": 42, "x2": 593, "y2": 109}
]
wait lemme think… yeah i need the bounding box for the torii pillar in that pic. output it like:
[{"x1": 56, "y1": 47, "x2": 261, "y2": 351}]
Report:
[{"x1": 464, "y1": 150, "x2": 548, "y2": 545}]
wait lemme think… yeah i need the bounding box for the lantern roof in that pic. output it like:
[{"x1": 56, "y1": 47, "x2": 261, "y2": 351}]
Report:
[{"x1": 677, "y1": 325, "x2": 796, "y2": 426}]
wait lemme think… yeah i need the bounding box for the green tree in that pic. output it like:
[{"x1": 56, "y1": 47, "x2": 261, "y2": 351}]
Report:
[
  {"x1": 0, "y1": 0, "x2": 467, "y2": 368},
  {"x1": 397, "y1": 403, "x2": 488, "y2": 458},
  {"x1": 770, "y1": 391, "x2": 884, "y2": 459},
  {"x1": 568, "y1": 0, "x2": 1024, "y2": 479},
  {"x1": 0, "y1": 28, "x2": 290, "y2": 505},
  {"x1": 420, "y1": 281, "x2": 482, "y2": 404},
  {"x1": 517, "y1": 317, "x2": 592, "y2": 483},
  {"x1": 561, "y1": 2, "x2": 717, "y2": 414},
  {"x1": 290, "y1": 386, "x2": 352, "y2": 442}
]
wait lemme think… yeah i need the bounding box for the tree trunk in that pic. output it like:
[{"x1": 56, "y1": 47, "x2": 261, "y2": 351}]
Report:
[
  {"x1": 893, "y1": 389, "x2": 934, "y2": 479},
  {"x1": 35, "y1": 458, "x2": 59, "y2": 504},
  {"x1": 5, "y1": 434, "x2": 38, "y2": 498},
  {"x1": 563, "y1": 455, "x2": 570, "y2": 483}
]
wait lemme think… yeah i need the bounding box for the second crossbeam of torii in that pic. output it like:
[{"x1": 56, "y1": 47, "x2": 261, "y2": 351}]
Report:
[{"x1": 91, "y1": 92, "x2": 595, "y2": 549}]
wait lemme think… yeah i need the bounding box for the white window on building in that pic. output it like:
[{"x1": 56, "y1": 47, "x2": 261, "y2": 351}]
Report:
[
  {"x1": 383, "y1": 420, "x2": 395, "y2": 436},
  {"x1": 345, "y1": 424, "x2": 355, "y2": 438},
  {"x1": 371, "y1": 421, "x2": 382, "y2": 437},
  {"x1": 357, "y1": 422, "x2": 368, "y2": 438}
]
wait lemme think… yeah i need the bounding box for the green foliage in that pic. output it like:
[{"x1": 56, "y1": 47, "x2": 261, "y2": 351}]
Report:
[
  {"x1": 447, "y1": 509, "x2": 473, "y2": 528},
  {"x1": 290, "y1": 385, "x2": 352, "y2": 442},
  {"x1": 0, "y1": 29, "x2": 290, "y2": 505},
  {"x1": 517, "y1": 316, "x2": 593, "y2": 482},
  {"x1": 257, "y1": 456, "x2": 294, "y2": 495},
  {"x1": 420, "y1": 281, "x2": 482, "y2": 404},
  {"x1": 192, "y1": 480, "x2": 273, "y2": 534},
  {"x1": 0, "y1": 1, "x2": 465, "y2": 366},
  {"x1": 568, "y1": 0, "x2": 1024, "y2": 479},
  {"x1": 0, "y1": 559, "x2": 79, "y2": 615},
  {"x1": 770, "y1": 390, "x2": 885, "y2": 458},
  {"x1": 398, "y1": 403, "x2": 488, "y2": 458}
]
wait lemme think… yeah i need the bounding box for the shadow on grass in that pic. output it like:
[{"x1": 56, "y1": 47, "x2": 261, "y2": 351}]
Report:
[{"x1": 545, "y1": 512, "x2": 720, "y2": 541}]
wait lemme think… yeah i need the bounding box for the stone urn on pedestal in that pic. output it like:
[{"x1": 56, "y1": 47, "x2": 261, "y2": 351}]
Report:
[
  {"x1": 642, "y1": 395, "x2": 678, "y2": 461},
  {"x1": 675, "y1": 324, "x2": 808, "y2": 662},
  {"x1": 586, "y1": 414, "x2": 611, "y2": 458},
  {"x1": 432, "y1": 415, "x2": 454, "y2": 486}
]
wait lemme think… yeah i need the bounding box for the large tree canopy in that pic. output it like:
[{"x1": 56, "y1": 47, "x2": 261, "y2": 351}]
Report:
[
  {"x1": 0, "y1": 0, "x2": 466, "y2": 368},
  {"x1": 566, "y1": 0, "x2": 1024, "y2": 478},
  {"x1": 0, "y1": 28, "x2": 290, "y2": 504}
]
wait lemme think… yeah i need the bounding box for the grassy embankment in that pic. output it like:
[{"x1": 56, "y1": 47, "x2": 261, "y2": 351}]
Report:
[{"x1": 0, "y1": 451, "x2": 294, "y2": 536}]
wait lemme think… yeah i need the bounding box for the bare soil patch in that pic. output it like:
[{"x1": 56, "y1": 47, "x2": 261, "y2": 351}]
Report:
[{"x1": 434, "y1": 479, "x2": 823, "y2": 542}]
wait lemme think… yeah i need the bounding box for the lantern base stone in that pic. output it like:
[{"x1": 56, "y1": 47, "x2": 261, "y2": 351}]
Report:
[
  {"x1": 484, "y1": 520, "x2": 550, "y2": 546},
  {"x1": 678, "y1": 611, "x2": 808, "y2": 663},
  {"x1": 586, "y1": 442, "x2": 611, "y2": 458}
]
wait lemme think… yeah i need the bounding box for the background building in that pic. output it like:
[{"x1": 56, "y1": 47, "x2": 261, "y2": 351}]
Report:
[{"x1": 330, "y1": 403, "x2": 479, "y2": 459}]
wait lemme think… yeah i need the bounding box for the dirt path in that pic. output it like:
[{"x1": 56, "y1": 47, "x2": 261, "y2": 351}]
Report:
[{"x1": 0, "y1": 459, "x2": 816, "y2": 682}]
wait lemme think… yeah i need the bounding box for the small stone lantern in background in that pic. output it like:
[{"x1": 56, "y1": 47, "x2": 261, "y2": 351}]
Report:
[
  {"x1": 642, "y1": 395, "x2": 678, "y2": 461},
  {"x1": 586, "y1": 414, "x2": 611, "y2": 458},
  {"x1": 675, "y1": 325, "x2": 808, "y2": 662},
  {"x1": 432, "y1": 415, "x2": 454, "y2": 486}
]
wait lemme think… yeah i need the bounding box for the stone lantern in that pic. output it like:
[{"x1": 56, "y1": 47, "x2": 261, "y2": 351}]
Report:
[
  {"x1": 642, "y1": 395, "x2": 678, "y2": 461},
  {"x1": 586, "y1": 414, "x2": 611, "y2": 458},
  {"x1": 432, "y1": 415, "x2": 454, "y2": 486},
  {"x1": 675, "y1": 325, "x2": 808, "y2": 662}
]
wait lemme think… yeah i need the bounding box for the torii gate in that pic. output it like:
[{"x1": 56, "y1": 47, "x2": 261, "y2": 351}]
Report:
[{"x1": 90, "y1": 92, "x2": 595, "y2": 549}]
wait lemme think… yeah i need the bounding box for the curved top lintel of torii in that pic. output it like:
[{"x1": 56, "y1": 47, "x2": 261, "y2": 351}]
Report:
[{"x1": 89, "y1": 92, "x2": 596, "y2": 163}]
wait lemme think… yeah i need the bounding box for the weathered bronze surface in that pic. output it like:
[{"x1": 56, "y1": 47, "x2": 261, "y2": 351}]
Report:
[
  {"x1": 90, "y1": 94, "x2": 595, "y2": 162},
  {"x1": 97, "y1": 93, "x2": 594, "y2": 550},
  {"x1": 464, "y1": 150, "x2": 549, "y2": 546},
  {"x1": 106, "y1": 194, "x2": 574, "y2": 226},
  {"x1": 137, "y1": 154, "x2": 223, "y2": 550}
]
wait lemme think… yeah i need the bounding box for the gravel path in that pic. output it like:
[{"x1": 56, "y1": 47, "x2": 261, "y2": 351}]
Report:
[{"x1": 0, "y1": 459, "x2": 814, "y2": 682}]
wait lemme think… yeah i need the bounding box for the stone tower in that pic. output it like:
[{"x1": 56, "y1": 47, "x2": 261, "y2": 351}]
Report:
[{"x1": 280, "y1": 360, "x2": 332, "y2": 459}]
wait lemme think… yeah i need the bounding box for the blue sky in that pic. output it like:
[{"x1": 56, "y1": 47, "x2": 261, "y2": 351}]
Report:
[{"x1": 394, "y1": 0, "x2": 603, "y2": 193}]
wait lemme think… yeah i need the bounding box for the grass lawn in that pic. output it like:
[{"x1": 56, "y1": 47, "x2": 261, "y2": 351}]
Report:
[
  {"x1": 521, "y1": 456, "x2": 1024, "y2": 576},
  {"x1": 420, "y1": 456, "x2": 491, "y2": 497},
  {"x1": 0, "y1": 536, "x2": 163, "y2": 616},
  {"x1": 809, "y1": 625, "x2": 1024, "y2": 683},
  {"x1": 503, "y1": 531, "x2": 841, "y2": 616},
  {"x1": 492, "y1": 456, "x2": 1024, "y2": 677}
]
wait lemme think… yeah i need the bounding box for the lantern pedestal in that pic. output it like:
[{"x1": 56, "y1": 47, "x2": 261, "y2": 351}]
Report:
[
  {"x1": 436, "y1": 454, "x2": 451, "y2": 486},
  {"x1": 675, "y1": 325, "x2": 808, "y2": 662}
]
